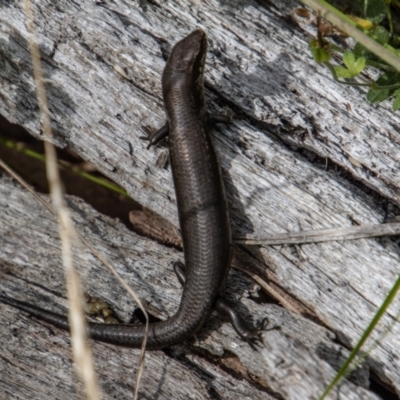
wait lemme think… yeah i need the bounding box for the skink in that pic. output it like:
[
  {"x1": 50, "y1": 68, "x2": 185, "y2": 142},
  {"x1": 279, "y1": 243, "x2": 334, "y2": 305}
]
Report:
[{"x1": 0, "y1": 29, "x2": 259, "y2": 349}]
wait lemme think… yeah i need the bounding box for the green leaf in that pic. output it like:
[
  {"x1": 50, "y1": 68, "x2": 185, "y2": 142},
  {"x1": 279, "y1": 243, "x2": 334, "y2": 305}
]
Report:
[
  {"x1": 354, "y1": 57, "x2": 366, "y2": 74},
  {"x1": 393, "y1": 95, "x2": 400, "y2": 111},
  {"x1": 367, "y1": 71, "x2": 400, "y2": 103},
  {"x1": 368, "y1": 87, "x2": 391, "y2": 103},
  {"x1": 393, "y1": 89, "x2": 400, "y2": 110},
  {"x1": 334, "y1": 66, "x2": 354, "y2": 79},
  {"x1": 343, "y1": 51, "x2": 355, "y2": 70},
  {"x1": 375, "y1": 71, "x2": 400, "y2": 86},
  {"x1": 341, "y1": 51, "x2": 366, "y2": 77},
  {"x1": 353, "y1": 43, "x2": 371, "y2": 59},
  {"x1": 309, "y1": 39, "x2": 331, "y2": 63},
  {"x1": 361, "y1": 0, "x2": 388, "y2": 24},
  {"x1": 369, "y1": 25, "x2": 391, "y2": 45}
]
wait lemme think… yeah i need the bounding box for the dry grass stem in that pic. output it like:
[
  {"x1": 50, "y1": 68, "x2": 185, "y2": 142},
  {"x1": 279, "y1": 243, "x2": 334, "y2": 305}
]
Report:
[
  {"x1": 22, "y1": 0, "x2": 101, "y2": 397},
  {"x1": 236, "y1": 222, "x2": 400, "y2": 246}
]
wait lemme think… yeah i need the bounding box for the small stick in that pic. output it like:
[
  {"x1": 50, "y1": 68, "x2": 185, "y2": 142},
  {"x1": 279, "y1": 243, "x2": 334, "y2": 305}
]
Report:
[{"x1": 236, "y1": 222, "x2": 400, "y2": 246}]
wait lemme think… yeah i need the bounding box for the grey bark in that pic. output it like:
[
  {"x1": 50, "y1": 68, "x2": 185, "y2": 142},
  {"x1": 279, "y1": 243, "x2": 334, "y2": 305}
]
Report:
[{"x1": 1, "y1": 0, "x2": 400, "y2": 399}]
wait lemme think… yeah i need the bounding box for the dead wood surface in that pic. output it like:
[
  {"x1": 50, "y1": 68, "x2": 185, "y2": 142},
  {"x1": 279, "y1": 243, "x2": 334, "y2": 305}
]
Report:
[
  {"x1": 1, "y1": 0, "x2": 400, "y2": 399},
  {"x1": 0, "y1": 177, "x2": 381, "y2": 400}
]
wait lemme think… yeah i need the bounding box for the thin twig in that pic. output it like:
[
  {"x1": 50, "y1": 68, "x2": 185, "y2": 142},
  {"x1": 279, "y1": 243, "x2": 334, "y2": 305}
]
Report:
[{"x1": 236, "y1": 222, "x2": 400, "y2": 246}]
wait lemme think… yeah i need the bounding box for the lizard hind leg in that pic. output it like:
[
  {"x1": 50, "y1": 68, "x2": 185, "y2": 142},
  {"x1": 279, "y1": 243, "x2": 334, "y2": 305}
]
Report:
[{"x1": 172, "y1": 261, "x2": 265, "y2": 343}]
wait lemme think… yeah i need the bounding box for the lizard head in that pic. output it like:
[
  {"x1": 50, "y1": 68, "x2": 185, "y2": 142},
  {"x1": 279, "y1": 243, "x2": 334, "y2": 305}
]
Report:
[{"x1": 166, "y1": 29, "x2": 207, "y2": 75}]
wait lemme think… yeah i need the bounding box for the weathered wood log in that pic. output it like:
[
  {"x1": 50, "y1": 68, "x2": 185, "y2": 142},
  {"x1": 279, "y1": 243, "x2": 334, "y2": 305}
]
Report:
[
  {"x1": 1, "y1": 0, "x2": 400, "y2": 399},
  {"x1": 0, "y1": 177, "x2": 381, "y2": 399}
]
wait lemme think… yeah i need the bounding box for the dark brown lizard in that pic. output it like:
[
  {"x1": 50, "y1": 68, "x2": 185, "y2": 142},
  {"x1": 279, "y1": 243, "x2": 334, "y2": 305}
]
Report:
[{"x1": 0, "y1": 29, "x2": 260, "y2": 349}]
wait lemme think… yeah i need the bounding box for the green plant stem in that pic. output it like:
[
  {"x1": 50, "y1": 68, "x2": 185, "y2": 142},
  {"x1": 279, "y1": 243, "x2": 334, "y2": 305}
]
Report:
[
  {"x1": 371, "y1": 83, "x2": 400, "y2": 90},
  {"x1": 324, "y1": 62, "x2": 400, "y2": 90},
  {"x1": 386, "y1": 1, "x2": 394, "y2": 36},
  {"x1": 320, "y1": 273, "x2": 400, "y2": 399},
  {"x1": 365, "y1": 60, "x2": 397, "y2": 71},
  {"x1": 0, "y1": 135, "x2": 128, "y2": 196},
  {"x1": 69, "y1": 165, "x2": 128, "y2": 195}
]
